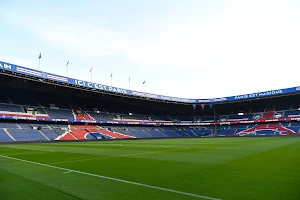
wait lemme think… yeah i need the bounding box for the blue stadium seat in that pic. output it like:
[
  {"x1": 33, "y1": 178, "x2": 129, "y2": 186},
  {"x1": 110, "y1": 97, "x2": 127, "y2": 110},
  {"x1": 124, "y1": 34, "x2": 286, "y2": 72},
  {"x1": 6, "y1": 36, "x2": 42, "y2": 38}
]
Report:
[
  {"x1": 90, "y1": 132, "x2": 109, "y2": 139},
  {"x1": 0, "y1": 104, "x2": 23, "y2": 112},
  {"x1": 0, "y1": 123, "x2": 19, "y2": 129},
  {"x1": 201, "y1": 116, "x2": 214, "y2": 122},
  {"x1": 44, "y1": 108, "x2": 74, "y2": 119},
  {"x1": 0, "y1": 129, "x2": 14, "y2": 142},
  {"x1": 85, "y1": 133, "x2": 97, "y2": 140},
  {"x1": 87, "y1": 112, "x2": 114, "y2": 121},
  {"x1": 228, "y1": 114, "x2": 254, "y2": 121},
  {"x1": 284, "y1": 110, "x2": 300, "y2": 117},
  {"x1": 41, "y1": 130, "x2": 60, "y2": 140},
  {"x1": 8, "y1": 129, "x2": 47, "y2": 141}
]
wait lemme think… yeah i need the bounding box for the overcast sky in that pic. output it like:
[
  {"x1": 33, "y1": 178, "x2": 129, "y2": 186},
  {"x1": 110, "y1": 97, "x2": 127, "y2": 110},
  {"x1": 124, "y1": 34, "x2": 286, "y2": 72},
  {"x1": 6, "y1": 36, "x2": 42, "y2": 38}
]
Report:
[{"x1": 0, "y1": 0, "x2": 299, "y2": 99}]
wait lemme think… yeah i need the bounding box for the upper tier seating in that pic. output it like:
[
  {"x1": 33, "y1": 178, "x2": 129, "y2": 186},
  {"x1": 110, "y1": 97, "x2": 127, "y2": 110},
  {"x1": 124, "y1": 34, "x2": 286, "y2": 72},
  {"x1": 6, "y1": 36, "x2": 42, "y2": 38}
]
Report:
[
  {"x1": 38, "y1": 94, "x2": 70, "y2": 109},
  {"x1": 75, "y1": 114, "x2": 85, "y2": 120},
  {"x1": 284, "y1": 110, "x2": 300, "y2": 117},
  {"x1": 9, "y1": 89, "x2": 38, "y2": 106},
  {"x1": 37, "y1": 108, "x2": 47, "y2": 114},
  {"x1": 44, "y1": 108, "x2": 74, "y2": 119},
  {"x1": 87, "y1": 112, "x2": 114, "y2": 121},
  {"x1": 83, "y1": 114, "x2": 95, "y2": 121},
  {"x1": 0, "y1": 104, "x2": 23, "y2": 112},
  {"x1": 0, "y1": 95, "x2": 8, "y2": 103},
  {"x1": 122, "y1": 114, "x2": 148, "y2": 121},
  {"x1": 291, "y1": 104, "x2": 300, "y2": 110},
  {"x1": 227, "y1": 114, "x2": 254, "y2": 121},
  {"x1": 275, "y1": 104, "x2": 291, "y2": 111},
  {"x1": 251, "y1": 105, "x2": 266, "y2": 113},
  {"x1": 201, "y1": 116, "x2": 214, "y2": 122},
  {"x1": 70, "y1": 104, "x2": 81, "y2": 111},
  {"x1": 150, "y1": 115, "x2": 170, "y2": 121},
  {"x1": 176, "y1": 116, "x2": 195, "y2": 122},
  {"x1": 262, "y1": 111, "x2": 274, "y2": 119}
]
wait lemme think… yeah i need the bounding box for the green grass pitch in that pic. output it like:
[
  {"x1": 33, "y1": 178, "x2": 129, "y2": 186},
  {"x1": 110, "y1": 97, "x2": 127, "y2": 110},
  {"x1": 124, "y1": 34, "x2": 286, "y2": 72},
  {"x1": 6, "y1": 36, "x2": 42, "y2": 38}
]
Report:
[{"x1": 0, "y1": 137, "x2": 300, "y2": 200}]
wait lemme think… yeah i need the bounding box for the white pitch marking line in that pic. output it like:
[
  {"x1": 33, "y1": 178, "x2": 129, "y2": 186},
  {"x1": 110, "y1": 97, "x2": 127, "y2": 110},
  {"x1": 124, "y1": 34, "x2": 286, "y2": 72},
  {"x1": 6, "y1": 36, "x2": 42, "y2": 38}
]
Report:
[
  {"x1": 0, "y1": 154, "x2": 221, "y2": 200},
  {"x1": 49, "y1": 147, "x2": 191, "y2": 165},
  {"x1": 1, "y1": 146, "x2": 55, "y2": 152},
  {"x1": 63, "y1": 170, "x2": 73, "y2": 174},
  {"x1": 49, "y1": 151, "x2": 162, "y2": 164},
  {"x1": 4, "y1": 152, "x2": 47, "y2": 156}
]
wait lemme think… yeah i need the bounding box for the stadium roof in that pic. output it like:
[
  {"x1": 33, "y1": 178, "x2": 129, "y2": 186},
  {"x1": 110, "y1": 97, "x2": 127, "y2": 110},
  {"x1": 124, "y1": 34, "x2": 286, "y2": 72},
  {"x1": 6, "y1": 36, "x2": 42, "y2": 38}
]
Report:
[{"x1": 1, "y1": 60, "x2": 299, "y2": 104}]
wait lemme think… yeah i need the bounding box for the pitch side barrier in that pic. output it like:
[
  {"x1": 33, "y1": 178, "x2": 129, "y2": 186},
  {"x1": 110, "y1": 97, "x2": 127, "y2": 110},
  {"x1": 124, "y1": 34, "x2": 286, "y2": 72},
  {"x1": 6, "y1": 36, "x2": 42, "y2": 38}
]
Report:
[
  {"x1": 1, "y1": 61, "x2": 299, "y2": 104},
  {"x1": 0, "y1": 115, "x2": 299, "y2": 126}
]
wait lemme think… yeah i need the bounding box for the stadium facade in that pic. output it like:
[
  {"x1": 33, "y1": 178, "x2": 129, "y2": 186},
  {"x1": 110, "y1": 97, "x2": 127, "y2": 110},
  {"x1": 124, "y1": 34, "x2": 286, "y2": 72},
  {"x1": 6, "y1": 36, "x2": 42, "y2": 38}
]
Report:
[{"x1": 0, "y1": 60, "x2": 299, "y2": 142}]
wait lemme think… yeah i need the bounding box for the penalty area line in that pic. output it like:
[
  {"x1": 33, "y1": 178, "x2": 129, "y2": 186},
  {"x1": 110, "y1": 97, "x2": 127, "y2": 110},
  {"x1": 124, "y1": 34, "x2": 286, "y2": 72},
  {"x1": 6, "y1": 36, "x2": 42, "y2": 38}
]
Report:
[
  {"x1": 2, "y1": 146, "x2": 55, "y2": 152},
  {"x1": 49, "y1": 147, "x2": 192, "y2": 165},
  {"x1": 0, "y1": 154, "x2": 221, "y2": 200}
]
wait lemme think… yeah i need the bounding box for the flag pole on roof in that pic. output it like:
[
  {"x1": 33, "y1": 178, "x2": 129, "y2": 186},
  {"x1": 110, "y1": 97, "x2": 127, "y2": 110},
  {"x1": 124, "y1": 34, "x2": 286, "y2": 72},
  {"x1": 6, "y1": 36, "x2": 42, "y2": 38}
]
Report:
[
  {"x1": 66, "y1": 60, "x2": 69, "y2": 76},
  {"x1": 38, "y1": 53, "x2": 42, "y2": 70},
  {"x1": 90, "y1": 66, "x2": 93, "y2": 81},
  {"x1": 129, "y1": 76, "x2": 130, "y2": 89},
  {"x1": 143, "y1": 80, "x2": 146, "y2": 94},
  {"x1": 110, "y1": 73, "x2": 113, "y2": 86}
]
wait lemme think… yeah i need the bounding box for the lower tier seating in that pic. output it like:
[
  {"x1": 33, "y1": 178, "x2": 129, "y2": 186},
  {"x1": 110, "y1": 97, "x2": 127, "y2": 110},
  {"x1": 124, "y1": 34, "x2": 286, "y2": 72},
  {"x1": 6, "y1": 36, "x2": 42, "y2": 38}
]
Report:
[
  {"x1": 0, "y1": 129, "x2": 14, "y2": 142},
  {"x1": 0, "y1": 120, "x2": 299, "y2": 142},
  {"x1": 41, "y1": 130, "x2": 60, "y2": 140},
  {"x1": 8, "y1": 129, "x2": 47, "y2": 141}
]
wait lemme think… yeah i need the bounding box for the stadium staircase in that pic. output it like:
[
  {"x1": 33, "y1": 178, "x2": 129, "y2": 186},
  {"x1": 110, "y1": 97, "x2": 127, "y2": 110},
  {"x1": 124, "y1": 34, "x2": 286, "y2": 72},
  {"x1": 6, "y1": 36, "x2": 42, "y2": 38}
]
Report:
[{"x1": 57, "y1": 132, "x2": 78, "y2": 140}]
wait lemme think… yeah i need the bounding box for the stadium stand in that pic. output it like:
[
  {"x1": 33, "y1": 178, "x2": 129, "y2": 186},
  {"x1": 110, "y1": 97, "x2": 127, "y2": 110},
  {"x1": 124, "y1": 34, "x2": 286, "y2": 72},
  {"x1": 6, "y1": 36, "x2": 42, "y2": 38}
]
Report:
[{"x1": 0, "y1": 64, "x2": 299, "y2": 142}]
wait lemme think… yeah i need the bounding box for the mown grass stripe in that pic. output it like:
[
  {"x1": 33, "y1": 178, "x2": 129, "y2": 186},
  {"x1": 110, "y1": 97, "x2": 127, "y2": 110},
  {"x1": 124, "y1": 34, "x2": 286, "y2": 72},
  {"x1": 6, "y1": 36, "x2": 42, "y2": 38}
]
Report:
[{"x1": 0, "y1": 154, "x2": 221, "y2": 200}]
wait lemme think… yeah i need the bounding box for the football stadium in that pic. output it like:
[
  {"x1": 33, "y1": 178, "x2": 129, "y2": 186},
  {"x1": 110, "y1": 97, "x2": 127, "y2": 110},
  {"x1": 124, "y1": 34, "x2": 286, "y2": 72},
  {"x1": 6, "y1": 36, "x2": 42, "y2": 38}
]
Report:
[
  {"x1": 1, "y1": 1, "x2": 300, "y2": 199},
  {"x1": 0, "y1": 60, "x2": 300, "y2": 200}
]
